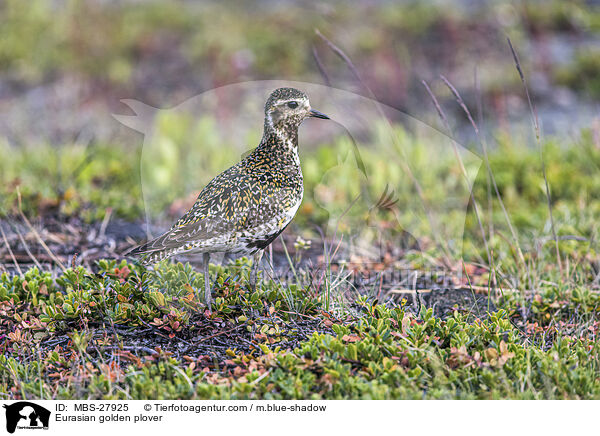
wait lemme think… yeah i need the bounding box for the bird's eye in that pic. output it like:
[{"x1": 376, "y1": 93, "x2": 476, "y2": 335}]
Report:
[{"x1": 287, "y1": 101, "x2": 299, "y2": 109}]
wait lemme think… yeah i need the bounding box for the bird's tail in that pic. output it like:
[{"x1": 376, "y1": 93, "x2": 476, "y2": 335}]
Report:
[{"x1": 124, "y1": 238, "x2": 180, "y2": 266}]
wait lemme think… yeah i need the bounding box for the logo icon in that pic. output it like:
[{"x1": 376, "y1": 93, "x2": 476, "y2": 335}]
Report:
[{"x1": 3, "y1": 402, "x2": 50, "y2": 434}]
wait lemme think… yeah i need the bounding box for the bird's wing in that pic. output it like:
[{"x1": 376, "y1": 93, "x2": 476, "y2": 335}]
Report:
[{"x1": 129, "y1": 165, "x2": 289, "y2": 256}]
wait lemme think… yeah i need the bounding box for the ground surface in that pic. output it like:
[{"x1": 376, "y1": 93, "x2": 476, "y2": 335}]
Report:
[
  {"x1": 1, "y1": 0, "x2": 600, "y2": 400},
  {"x1": 1, "y1": 228, "x2": 598, "y2": 399}
]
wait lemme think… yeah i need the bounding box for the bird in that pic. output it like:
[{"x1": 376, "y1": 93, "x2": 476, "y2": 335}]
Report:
[{"x1": 127, "y1": 87, "x2": 330, "y2": 307}]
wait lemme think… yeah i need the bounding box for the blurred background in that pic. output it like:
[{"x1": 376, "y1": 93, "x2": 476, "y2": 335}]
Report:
[
  {"x1": 1, "y1": 0, "x2": 600, "y2": 274},
  {"x1": 1, "y1": 0, "x2": 599, "y2": 141}
]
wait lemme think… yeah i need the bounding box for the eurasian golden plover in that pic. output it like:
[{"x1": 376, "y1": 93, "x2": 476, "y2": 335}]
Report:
[{"x1": 128, "y1": 87, "x2": 329, "y2": 307}]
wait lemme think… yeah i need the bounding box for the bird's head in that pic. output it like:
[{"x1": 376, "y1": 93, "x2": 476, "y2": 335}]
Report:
[{"x1": 264, "y1": 87, "x2": 329, "y2": 132}]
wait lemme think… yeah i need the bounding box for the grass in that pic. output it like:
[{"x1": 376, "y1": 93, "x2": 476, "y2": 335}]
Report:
[
  {"x1": 1, "y1": 0, "x2": 599, "y2": 100},
  {"x1": 1, "y1": 118, "x2": 600, "y2": 399},
  {"x1": 1, "y1": 0, "x2": 599, "y2": 403},
  {"x1": 1, "y1": 2, "x2": 600, "y2": 398},
  {"x1": 0, "y1": 139, "x2": 143, "y2": 221},
  {"x1": 555, "y1": 47, "x2": 600, "y2": 99},
  {"x1": 1, "y1": 259, "x2": 598, "y2": 400},
  {"x1": 2, "y1": 117, "x2": 600, "y2": 256}
]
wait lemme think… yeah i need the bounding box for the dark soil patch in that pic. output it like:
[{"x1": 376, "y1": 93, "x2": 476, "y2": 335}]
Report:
[
  {"x1": 419, "y1": 288, "x2": 496, "y2": 319},
  {"x1": 14, "y1": 313, "x2": 333, "y2": 375}
]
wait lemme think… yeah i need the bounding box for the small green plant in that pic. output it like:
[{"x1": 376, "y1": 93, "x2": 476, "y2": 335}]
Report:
[{"x1": 1, "y1": 260, "x2": 599, "y2": 400}]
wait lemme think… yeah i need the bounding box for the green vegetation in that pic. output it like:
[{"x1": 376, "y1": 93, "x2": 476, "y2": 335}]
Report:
[
  {"x1": 1, "y1": 122, "x2": 600, "y2": 399},
  {"x1": 2, "y1": 119, "x2": 600, "y2": 264},
  {"x1": 1, "y1": 0, "x2": 600, "y2": 401},
  {"x1": 1, "y1": 0, "x2": 599, "y2": 99},
  {"x1": 2, "y1": 260, "x2": 598, "y2": 399},
  {"x1": 0, "y1": 140, "x2": 143, "y2": 221},
  {"x1": 555, "y1": 48, "x2": 600, "y2": 99}
]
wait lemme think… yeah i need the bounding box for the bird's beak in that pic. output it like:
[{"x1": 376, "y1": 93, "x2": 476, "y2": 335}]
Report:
[{"x1": 309, "y1": 109, "x2": 330, "y2": 119}]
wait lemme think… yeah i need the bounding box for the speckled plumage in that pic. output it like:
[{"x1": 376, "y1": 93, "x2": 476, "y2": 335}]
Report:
[{"x1": 128, "y1": 88, "x2": 329, "y2": 297}]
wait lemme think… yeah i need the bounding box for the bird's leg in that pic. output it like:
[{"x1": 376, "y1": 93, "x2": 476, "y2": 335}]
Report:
[
  {"x1": 203, "y1": 252, "x2": 212, "y2": 310},
  {"x1": 250, "y1": 250, "x2": 264, "y2": 292}
]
